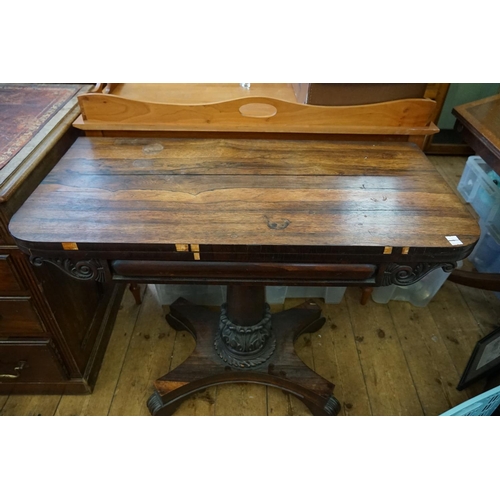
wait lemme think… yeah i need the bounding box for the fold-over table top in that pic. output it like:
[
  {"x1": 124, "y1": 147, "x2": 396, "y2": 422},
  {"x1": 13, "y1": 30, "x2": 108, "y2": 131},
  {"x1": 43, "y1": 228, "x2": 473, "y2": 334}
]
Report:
[{"x1": 10, "y1": 137, "x2": 480, "y2": 252}]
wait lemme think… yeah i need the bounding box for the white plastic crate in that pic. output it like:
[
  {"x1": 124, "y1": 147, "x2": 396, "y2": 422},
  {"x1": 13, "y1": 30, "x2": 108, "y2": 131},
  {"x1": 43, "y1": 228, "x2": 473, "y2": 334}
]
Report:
[
  {"x1": 269, "y1": 286, "x2": 347, "y2": 304},
  {"x1": 468, "y1": 222, "x2": 500, "y2": 274},
  {"x1": 154, "y1": 284, "x2": 347, "y2": 305},
  {"x1": 457, "y1": 156, "x2": 484, "y2": 201},
  {"x1": 467, "y1": 219, "x2": 500, "y2": 301},
  {"x1": 470, "y1": 174, "x2": 500, "y2": 220},
  {"x1": 486, "y1": 202, "x2": 500, "y2": 242},
  {"x1": 154, "y1": 284, "x2": 226, "y2": 306},
  {"x1": 457, "y1": 156, "x2": 500, "y2": 220},
  {"x1": 371, "y1": 262, "x2": 461, "y2": 307}
]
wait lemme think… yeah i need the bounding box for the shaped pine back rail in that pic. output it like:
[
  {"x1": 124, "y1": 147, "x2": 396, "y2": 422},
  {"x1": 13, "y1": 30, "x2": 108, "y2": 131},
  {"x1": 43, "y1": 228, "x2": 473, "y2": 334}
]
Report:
[{"x1": 75, "y1": 92, "x2": 438, "y2": 140}]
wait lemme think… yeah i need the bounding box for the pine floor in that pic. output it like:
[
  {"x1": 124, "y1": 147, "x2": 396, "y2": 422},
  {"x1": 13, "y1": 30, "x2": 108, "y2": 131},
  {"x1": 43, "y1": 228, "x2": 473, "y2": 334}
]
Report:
[{"x1": 1, "y1": 156, "x2": 499, "y2": 416}]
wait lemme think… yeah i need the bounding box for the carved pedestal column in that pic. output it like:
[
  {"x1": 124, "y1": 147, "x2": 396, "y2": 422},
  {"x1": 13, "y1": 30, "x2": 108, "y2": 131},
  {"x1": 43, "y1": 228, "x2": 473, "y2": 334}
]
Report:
[{"x1": 214, "y1": 286, "x2": 276, "y2": 368}]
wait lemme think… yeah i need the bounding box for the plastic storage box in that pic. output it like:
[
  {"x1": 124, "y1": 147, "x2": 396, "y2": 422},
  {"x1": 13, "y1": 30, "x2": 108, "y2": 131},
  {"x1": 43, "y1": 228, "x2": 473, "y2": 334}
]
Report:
[
  {"x1": 154, "y1": 285, "x2": 347, "y2": 306},
  {"x1": 457, "y1": 156, "x2": 500, "y2": 220},
  {"x1": 371, "y1": 262, "x2": 461, "y2": 307},
  {"x1": 486, "y1": 202, "x2": 500, "y2": 242},
  {"x1": 458, "y1": 156, "x2": 485, "y2": 202},
  {"x1": 441, "y1": 384, "x2": 500, "y2": 416},
  {"x1": 153, "y1": 284, "x2": 226, "y2": 306},
  {"x1": 266, "y1": 286, "x2": 346, "y2": 304},
  {"x1": 467, "y1": 218, "x2": 500, "y2": 300},
  {"x1": 468, "y1": 222, "x2": 500, "y2": 274}
]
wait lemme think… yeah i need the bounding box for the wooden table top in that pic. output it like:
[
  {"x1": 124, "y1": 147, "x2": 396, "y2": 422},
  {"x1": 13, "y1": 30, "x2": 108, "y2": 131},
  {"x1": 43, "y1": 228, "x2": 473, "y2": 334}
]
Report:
[
  {"x1": 9, "y1": 137, "x2": 480, "y2": 252},
  {"x1": 453, "y1": 93, "x2": 500, "y2": 173}
]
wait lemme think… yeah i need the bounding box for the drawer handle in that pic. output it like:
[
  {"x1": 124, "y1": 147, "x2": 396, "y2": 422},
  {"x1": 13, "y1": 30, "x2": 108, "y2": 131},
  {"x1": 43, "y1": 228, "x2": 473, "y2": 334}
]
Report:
[{"x1": 0, "y1": 361, "x2": 26, "y2": 379}]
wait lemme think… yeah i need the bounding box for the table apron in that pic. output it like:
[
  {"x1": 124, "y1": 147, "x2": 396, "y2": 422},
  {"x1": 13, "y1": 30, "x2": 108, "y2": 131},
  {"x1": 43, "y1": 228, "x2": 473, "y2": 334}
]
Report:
[
  {"x1": 111, "y1": 260, "x2": 376, "y2": 285},
  {"x1": 109, "y1": 260, "x2": 456, "y2": 287},
  {"x1": 24, "y1": 254, "x2": 462, "y2": 288}
]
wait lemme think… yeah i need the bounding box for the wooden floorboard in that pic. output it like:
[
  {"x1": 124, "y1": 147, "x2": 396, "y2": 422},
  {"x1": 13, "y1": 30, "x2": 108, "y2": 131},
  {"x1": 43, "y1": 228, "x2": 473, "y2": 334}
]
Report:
[
  {"x1": 345, "y1": 288, "x2": 424, "y2": 416},
  {"x1": 1, "y1": 394, "x2": 62, "y2": 416},
  {"x1": 108, "y1": 286, "x2": 177, "y2": 416},
  {"x1": 0, "y1": 395, "x2": 9, "y2": 412},
  {"x1": 2, "y1": 155, "x2": 499, "y2": 416},
  {"x1": 428, "y1": 281, "x2": 489, "y2": 398},
  {"x1": 387, "y1": 300, "x2": 470, "y2": 415},
  {"x1": 315, "y1": 298, "x2": 372, "y2": 416}
]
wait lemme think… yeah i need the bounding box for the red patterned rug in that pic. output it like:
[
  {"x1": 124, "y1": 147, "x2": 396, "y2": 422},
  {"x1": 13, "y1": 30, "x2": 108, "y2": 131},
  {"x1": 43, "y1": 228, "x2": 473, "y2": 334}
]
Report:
[{"x1": 0, "y1": 84, "x2": 82, "y2": 170}]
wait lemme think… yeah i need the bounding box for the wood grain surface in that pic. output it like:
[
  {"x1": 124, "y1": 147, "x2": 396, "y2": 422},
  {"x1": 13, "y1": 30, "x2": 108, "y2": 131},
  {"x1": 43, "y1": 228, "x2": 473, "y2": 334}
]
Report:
[
  {"x1": 2, "y1": 156, "x2": 495, "y2": 417},
  {"x1": 453, "y1": 93, "x2": 500, "y2": 177},
  {"x1": 75, "y1": 92, "x2": 438, "y2": 136},
  {"x1": 9, "y1": 138, "x2": 479, "y2": 251},
  {"x1": 453, "y1": 94, "x2": 500, "y2": 159},
  {"x1": 111, "y1": 83, "x2": 299, "y2": 104}
]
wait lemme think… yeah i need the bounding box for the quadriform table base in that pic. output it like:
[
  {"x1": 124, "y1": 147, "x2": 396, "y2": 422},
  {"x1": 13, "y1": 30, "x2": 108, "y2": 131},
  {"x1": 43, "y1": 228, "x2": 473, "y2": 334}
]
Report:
[{"x1": 147, "y1": 286, "x2": 340, "y2": 416}]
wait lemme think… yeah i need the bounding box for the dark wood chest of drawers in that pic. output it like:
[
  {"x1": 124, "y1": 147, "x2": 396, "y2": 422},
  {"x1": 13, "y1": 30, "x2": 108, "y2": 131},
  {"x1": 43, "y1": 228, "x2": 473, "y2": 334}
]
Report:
[{"x1": 0, "y1": 85, "x2": 123, "y2": 394}]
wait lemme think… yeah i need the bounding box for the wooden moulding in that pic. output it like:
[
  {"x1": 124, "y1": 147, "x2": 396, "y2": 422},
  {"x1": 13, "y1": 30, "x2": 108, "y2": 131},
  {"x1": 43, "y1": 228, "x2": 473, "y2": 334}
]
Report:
[{"x1": 74, "y1": 93, "x2": 439, "y2": 136}]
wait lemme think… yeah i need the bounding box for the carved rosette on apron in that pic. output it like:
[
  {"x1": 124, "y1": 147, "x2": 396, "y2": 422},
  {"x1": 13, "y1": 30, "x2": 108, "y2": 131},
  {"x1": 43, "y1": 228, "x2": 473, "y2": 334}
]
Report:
[{"x1": 382, "y1": 262, "x2": 456, "y2": 286}]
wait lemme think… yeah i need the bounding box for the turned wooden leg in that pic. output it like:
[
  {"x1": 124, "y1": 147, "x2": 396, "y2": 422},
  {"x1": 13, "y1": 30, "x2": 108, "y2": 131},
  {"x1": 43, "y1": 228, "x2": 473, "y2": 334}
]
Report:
[
  {"x1": 360, "y1": 286, "x2": 373, "y2": 305},
  {"x1": 128, "y1": 282, "x2": 142, "y2": 305}
]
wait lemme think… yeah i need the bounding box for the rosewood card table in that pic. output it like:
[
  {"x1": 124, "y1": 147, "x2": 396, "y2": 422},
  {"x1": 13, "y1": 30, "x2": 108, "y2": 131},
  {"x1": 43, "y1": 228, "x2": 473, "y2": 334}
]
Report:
[{"x1": 9, "y1": 137, "x2": 480, "y2": 415}]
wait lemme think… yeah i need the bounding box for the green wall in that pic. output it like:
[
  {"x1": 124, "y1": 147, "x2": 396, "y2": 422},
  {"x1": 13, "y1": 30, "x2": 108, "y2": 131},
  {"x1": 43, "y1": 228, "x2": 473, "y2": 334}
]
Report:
[{"x1": 438, "y1": 83, "x2": 500, "y2": 129}]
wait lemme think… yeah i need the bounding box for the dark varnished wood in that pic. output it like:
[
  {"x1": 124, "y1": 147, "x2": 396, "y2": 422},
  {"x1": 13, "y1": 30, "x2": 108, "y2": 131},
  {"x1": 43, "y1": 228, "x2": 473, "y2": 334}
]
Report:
[
  {"x1": 453, "y1": 94, "x2": 500, "y2": 175},
  {"x1": 111, "y1": 261, "x2": 378, "y2": 285},
  {"x1": 149, "y1": 297, "x2": 340, "y2": 416},
  {"x1": 448, "y1": 269, "x2": 500, "y2": 292},
  {"x1": 0, "y1": 85, "x2": 124, "y2": 395},
  {"x1": 128, "y1": 282, "x2": 142, "y2": 305},
  {"x1": 0, "y1": 340, "x2": 68, "y2": 383},
  {"x1": 226, "y1": 285, "x2": 266, "y2": 325},
  {"x1": 0, "y1": 253, "x2": 27, "y2": 294},
  {"x1": 0, "y1": 298, "x2": 45, "y2": 336},
  {"x1": 10, "y1": 137, "x2": 479, "y2": 250},
  {"x1": 8, "y1": 137, "x2": 480, "y2": 410}
]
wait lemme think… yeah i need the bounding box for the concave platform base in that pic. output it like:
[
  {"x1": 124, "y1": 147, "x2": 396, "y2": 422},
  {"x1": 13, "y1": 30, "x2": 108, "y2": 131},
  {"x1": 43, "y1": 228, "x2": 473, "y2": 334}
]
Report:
[{"x1": 147, "y1": 297, "x2": 341, "y2": 416}]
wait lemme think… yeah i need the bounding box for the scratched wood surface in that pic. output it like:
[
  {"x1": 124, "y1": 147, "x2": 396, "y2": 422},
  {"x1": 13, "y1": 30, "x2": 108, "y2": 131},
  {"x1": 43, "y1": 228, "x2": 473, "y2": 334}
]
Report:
[
  {"x1": 10, "y1": 138, "x2": 479, "y2": 249},
  {"x1": 2, "y1": 156, "x2": 497, "y2": 416},
  {"x1": 453, "y1": 94, "x2": 500, "y2": 171}
]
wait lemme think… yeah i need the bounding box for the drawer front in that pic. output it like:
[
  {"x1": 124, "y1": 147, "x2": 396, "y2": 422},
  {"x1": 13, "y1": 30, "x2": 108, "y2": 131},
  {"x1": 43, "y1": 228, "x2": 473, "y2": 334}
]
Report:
[
  {"x1": 0, "y1": 298, "x2": 45, "y2": 337},
  {"x1": 0, "y1": 254, "x2": 26, "y2": 294},
  {"x1": 0, "y1": 224, "x2": 9, "y2": 245},
  {"x1": 0, "y1": 340, "x2": 68, "y2": 383}
]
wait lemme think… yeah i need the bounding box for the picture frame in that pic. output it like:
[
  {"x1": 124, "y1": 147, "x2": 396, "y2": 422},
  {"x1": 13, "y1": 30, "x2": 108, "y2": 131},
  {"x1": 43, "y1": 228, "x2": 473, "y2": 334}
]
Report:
[{"x1": 457, "y1": 326, "x2": 500, "y2": 390}]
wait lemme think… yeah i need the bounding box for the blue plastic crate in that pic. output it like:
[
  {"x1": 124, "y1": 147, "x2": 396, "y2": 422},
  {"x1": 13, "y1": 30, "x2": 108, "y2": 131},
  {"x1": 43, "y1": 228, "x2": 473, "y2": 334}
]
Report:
[{"x1": 441, "y1": 385, "x2": 500, "y2": 416}]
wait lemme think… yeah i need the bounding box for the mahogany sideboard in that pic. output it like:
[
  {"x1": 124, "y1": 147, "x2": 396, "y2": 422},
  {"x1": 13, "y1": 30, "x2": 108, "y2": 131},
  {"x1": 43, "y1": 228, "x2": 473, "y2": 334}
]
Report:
[
  {"x1": 9, "y1": 137, "x2": 480, "y2": 413},
  {"x1": 0, "y1": 85, "x2": 123, "y2": 394}
]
